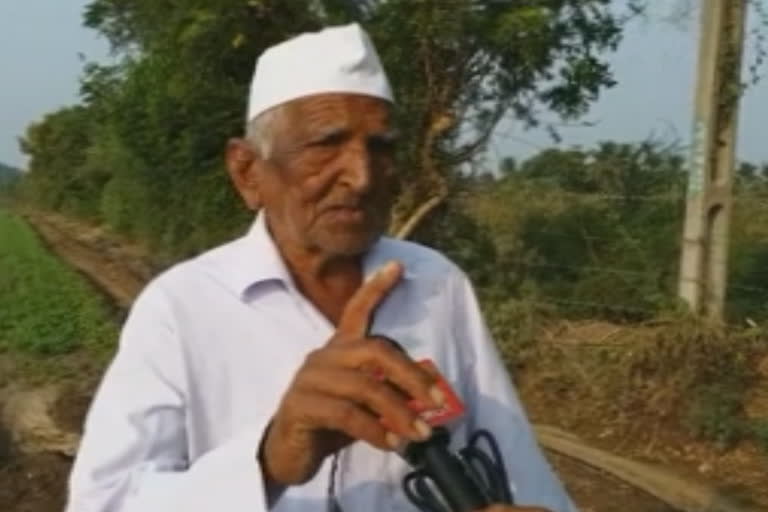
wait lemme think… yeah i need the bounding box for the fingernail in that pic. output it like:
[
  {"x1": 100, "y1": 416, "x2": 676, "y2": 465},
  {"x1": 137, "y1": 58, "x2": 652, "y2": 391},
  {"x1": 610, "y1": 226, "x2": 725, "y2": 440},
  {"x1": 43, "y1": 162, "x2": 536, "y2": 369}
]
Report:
[
  {"x1": 430, "y1": 385, "x2": 445, "y2": 406},
  {"x1": 413, "y1": 419, "x2": 432, "y2": 440},
  {"x1": 385, "y1": 431, "x2": 402, "y2": 450},
  {"x1": 379, "y1": 260, "x2": 399, "y2": 276},
  {"x1": 367, "y1": 263, "x2": 390, "y2": 283}
]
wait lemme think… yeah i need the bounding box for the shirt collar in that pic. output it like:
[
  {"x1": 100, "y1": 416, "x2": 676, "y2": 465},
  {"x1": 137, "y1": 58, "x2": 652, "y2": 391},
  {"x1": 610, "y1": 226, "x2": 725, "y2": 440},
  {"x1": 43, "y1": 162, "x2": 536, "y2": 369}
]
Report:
[
  {"x1": 232, "y1": 209, "x2": 415, "y2": 299},
  {"x1": 239, "y1": 209, "x2": 295, "y2": 291}
]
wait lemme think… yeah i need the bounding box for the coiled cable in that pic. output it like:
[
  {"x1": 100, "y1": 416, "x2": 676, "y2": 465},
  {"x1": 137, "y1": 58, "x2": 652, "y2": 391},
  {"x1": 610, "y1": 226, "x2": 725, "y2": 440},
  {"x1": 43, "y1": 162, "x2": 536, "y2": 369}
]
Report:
[{"x1": 402, "y1": 428, "x2": 514, "y2": 512}]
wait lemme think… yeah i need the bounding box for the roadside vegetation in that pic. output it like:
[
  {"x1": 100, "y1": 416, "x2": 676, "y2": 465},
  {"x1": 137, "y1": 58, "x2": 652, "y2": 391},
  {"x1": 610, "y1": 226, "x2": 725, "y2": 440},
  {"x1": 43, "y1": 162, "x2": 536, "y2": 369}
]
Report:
[{"x1": 0, "y1": 210, "x2": 115, "y2": 357}]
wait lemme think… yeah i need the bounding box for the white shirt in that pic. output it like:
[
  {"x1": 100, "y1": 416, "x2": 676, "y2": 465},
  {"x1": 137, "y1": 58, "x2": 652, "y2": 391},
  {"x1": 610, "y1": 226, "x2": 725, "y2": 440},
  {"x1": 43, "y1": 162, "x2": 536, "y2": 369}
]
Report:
[{"x1": 66, "y1": 211, "x2": 577, "y2": 512}]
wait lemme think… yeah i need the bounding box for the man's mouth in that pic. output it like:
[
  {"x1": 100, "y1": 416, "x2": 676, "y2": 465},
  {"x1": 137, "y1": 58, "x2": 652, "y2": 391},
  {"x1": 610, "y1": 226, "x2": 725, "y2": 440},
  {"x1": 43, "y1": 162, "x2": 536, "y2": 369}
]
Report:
[{"x1": 325, "y1": 205, "x2": 367, "y2": 223}]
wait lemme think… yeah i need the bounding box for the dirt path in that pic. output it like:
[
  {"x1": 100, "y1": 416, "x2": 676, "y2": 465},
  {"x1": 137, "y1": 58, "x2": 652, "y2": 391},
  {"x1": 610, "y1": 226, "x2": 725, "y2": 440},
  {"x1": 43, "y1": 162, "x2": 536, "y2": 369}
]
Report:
[
  {"x1": 20, "y1": 210, "x2": 156, "y2": 309},
  {"x1": 0, "y1": 384, "x2": 83, "y2": 512},
  {"x1": 8, "y1": 210, "x2": 761, "y2": 512},
  {"x1": 549, "y1": 454, "x2": 678, "y2": 512}
]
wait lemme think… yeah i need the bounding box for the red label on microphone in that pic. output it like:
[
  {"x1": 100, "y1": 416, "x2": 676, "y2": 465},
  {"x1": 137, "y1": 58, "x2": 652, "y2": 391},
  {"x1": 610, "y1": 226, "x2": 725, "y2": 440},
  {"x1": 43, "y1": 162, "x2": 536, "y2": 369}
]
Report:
[
  {"x1": 376, "y1": 359, "x2": 465, "y2": 430},
  {"x1": 411, "y1": 359, "x2": 465, "y2": 426}
]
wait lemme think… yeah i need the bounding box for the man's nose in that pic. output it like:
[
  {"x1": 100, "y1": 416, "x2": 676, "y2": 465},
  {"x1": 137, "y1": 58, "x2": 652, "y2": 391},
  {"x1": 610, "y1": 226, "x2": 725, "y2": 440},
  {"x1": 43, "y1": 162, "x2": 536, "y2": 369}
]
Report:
[{"x1": 338, "y1": 143, "x2": 373, "y2": 193}]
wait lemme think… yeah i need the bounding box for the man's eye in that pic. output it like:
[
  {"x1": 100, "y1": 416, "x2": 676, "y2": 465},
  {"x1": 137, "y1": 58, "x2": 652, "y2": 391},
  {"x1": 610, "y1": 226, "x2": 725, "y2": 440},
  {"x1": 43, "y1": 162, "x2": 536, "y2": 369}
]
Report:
[{"x1": 312, "y1": 133, "x2": 345, "y2": 147}]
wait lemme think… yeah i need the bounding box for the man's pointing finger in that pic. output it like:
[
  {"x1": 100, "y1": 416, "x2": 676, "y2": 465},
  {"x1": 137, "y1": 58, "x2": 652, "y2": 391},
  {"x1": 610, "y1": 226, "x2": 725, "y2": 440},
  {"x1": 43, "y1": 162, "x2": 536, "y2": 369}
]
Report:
[{"x1": 336, "y1": 260, "x2": 403, "y2": 340}]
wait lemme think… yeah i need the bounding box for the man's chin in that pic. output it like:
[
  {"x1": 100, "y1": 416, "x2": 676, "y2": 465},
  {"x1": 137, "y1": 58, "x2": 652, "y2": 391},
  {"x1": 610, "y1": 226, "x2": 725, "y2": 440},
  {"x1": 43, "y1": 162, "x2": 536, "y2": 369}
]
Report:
[{"x1": 317, "y1": 229, "x2": 382, "y2": 257}]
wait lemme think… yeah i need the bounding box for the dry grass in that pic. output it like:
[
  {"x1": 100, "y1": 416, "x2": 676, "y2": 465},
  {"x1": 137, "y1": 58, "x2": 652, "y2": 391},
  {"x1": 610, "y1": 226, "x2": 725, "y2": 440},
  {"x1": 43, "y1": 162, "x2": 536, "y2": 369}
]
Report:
[{"x1": 504, "y1": 314, "x2": 768, "y2": 507}]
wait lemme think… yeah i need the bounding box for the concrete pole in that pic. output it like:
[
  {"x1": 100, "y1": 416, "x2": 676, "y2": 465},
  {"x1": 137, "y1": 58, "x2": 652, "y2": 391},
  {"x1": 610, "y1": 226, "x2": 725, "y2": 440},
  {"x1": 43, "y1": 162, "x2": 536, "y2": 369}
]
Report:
[{"x1": 678, "y1": 0, "x2": 747, "y2": 322}]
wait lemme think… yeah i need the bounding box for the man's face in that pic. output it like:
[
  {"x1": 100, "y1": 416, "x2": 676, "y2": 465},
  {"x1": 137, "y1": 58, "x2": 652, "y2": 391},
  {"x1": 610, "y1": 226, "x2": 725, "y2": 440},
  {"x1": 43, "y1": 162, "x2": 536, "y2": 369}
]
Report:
[{"x1": 242, "y1": 94, "x2": 398, "y2": 257}]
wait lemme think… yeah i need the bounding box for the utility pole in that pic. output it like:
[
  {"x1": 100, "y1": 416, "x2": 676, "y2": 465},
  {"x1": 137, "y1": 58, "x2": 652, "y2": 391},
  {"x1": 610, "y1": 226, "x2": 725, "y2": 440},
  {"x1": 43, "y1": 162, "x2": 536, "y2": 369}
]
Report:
[{"x1": 678, "y1": 0, "x2": 748, "y2": 322}]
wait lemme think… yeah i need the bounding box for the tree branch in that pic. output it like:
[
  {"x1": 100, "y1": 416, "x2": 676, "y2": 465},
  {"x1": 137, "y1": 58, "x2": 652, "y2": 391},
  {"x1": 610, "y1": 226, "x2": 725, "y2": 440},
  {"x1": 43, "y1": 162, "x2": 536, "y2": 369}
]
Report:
[
  {"x1": 393, "y1": 189, "x2": 448, "y2": 239},
  {"x1": 444, "y1": 102, "x2": 509, "y2": 166}
]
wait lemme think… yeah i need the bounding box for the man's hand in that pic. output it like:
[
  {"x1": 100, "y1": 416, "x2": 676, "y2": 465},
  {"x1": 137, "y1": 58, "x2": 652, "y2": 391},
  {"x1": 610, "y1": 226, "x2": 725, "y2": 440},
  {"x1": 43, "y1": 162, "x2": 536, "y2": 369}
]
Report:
[{"x1": 260, "y1": 261, "x2": 444, "y2": 487}]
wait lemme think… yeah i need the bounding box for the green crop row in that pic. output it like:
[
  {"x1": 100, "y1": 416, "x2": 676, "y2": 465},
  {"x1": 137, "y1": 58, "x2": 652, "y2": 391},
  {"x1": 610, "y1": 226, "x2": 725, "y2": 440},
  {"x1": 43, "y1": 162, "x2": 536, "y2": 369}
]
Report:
[{"x1": 0, "y1": 210, "x2": 116, "y2": 355}]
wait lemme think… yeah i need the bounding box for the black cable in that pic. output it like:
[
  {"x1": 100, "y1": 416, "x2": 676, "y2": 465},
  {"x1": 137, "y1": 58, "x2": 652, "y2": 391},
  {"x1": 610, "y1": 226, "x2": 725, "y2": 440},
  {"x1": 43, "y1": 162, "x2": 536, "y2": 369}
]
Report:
[
  {"x1": 463, "y1": 429, "x2": 514, "y2": 504},
  {"x1": 401, "y1": 428, "x2": 514, "y2": 512},
  {"x1": 403, "y1": 471, "x2": 446, "y2": 512}
]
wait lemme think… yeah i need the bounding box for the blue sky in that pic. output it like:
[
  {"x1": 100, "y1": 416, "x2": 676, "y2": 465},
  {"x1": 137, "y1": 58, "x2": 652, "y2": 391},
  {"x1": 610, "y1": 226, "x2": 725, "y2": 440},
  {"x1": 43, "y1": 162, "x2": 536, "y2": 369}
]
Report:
[
  {"x1": 0, "y1": 0, "x2": 111, "y2": 168},
  {"x1": 492, "y1": 2, "x2": 768, "y2": 166},
  {"x1": 1, "y1": 1, "x2": 767, "y2": 170}
]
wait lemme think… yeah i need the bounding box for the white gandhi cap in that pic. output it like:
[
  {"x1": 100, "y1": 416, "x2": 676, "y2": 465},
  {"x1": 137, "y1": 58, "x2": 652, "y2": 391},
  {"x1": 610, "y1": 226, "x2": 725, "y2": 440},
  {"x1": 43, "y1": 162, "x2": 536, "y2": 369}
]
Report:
[{"x1": 247, "y1": 23, "x2": 395, "y2": 123}]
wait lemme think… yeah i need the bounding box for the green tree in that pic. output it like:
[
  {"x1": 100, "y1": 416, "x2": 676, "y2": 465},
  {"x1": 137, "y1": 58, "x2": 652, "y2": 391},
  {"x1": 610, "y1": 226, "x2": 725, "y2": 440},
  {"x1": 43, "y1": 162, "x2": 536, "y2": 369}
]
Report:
[
  {"x1": 18, "y1": 106, "x2": 103, "y2": 216},
  {"x1": 47, "y1": 1, "x2": 320, "y2": 254},
  {"x1": 462, "y1": 141, "x2": 688, "y2": 320},
  {"x1": 21, "y1": 0, "x2": 637, "y2": 258},
  {"x1": 324, "y1": 0, "x2": 634, "y2": 238},
  {"x1": 0, "y1": 163, "x2": 21, "y2": 202}
]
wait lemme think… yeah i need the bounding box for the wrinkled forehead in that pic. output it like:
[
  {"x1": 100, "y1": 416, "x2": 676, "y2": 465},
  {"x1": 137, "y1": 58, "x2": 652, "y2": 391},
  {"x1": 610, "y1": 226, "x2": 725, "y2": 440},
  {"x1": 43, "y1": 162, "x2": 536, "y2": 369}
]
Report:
[{"x1": 283, "y1": 93, "x2": 396, "y2": 138}]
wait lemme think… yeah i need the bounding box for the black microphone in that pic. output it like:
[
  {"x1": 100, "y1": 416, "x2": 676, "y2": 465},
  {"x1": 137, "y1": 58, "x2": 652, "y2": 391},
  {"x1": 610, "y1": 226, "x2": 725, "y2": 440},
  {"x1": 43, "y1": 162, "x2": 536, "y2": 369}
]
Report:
[
  {"x1": 373, "y1": 335, "x2": 513, "y2": 512},
  {"x1": 401, "y1": 426, "x2": 491, "y2": 511}
]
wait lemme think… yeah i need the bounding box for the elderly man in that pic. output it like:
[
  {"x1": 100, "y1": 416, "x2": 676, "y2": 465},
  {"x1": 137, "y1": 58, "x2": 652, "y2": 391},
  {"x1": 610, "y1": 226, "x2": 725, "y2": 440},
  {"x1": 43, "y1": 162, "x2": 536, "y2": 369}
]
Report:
[{"x1": 66, "y1": 24, "x2": 576, "y2": 512}]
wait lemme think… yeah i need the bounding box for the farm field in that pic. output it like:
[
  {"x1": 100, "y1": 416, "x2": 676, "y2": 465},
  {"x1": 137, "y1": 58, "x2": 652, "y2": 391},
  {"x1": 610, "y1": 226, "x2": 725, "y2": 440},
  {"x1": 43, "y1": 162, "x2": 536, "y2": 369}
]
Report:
[{"x1": 2, "y1": 210, "x2": 766, "y2": 511}]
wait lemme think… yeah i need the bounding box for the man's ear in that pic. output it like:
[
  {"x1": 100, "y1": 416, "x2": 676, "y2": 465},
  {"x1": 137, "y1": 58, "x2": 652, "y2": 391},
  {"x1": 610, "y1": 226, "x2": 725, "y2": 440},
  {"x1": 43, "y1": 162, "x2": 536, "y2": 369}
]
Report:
[{"x1": 226, "y1": 138, "x2": 262, "y2": 211}]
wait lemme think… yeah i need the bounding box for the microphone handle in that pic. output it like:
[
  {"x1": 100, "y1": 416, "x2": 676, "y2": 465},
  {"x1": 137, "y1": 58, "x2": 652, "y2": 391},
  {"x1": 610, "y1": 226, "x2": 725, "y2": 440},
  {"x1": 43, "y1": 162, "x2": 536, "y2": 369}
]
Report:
[{"x1": 405, "y1": 428, "x2": 490, "y2": 511}]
